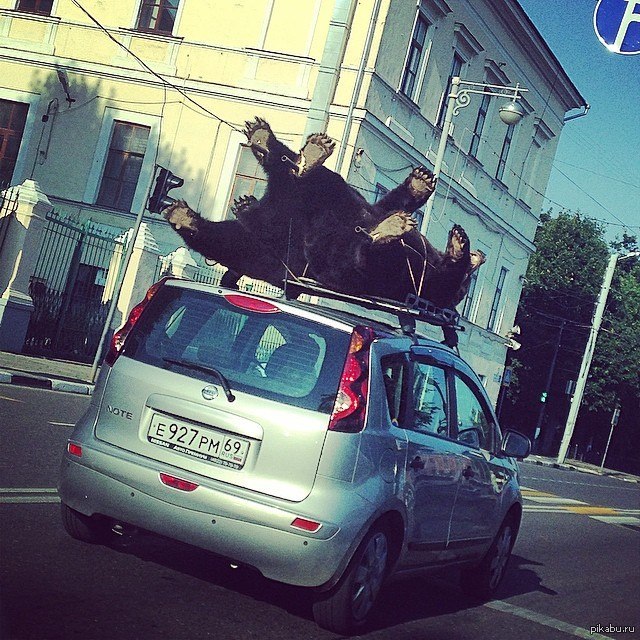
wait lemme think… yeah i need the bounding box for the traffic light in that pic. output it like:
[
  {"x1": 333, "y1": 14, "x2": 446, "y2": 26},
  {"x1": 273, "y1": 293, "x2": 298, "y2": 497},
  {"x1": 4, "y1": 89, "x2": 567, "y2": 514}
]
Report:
[
  {"x1": 540, "y1": 391, "x2": 548, "y2": 403},
  {"x1": 148, "y1": 166, "x2": 184, "y2": 213}
]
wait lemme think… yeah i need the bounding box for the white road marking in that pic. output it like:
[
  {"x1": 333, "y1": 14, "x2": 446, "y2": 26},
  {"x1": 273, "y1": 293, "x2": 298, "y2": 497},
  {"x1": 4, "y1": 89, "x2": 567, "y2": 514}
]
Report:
[
  {"x1": 485, "y1": 601, "x2": 615, "y2": 640},
  {"x1": 590, "y1": 515, "x2": 640, "y2": 525},
  {"x1": 0, "y1": 394, "x2": 25, "y2": 402},
  {"x1": 0, "y1": 488, "x2": 60, "y2": 504},
  {"x1": 0, "y1": 487, "x2": 58, "y2": 493},
  {"x1": 48, "y1": 421, "x2": 75, "y2": 427},
  {"x1": 0, "y1": 496, "x2": 60, "y2": 504},
  {"x1": 525, "y1": 496, "x2": 587, "y2": 504}
]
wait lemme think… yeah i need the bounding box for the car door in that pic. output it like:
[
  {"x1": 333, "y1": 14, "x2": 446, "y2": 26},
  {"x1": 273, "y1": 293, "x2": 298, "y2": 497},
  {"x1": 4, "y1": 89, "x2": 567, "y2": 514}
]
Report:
[
  {"x1": 447, "y1": 366, "x2": 512, "y2": 559},
  {"x1": 383, "y1": 349, "x2": 466, "y2": 565}
]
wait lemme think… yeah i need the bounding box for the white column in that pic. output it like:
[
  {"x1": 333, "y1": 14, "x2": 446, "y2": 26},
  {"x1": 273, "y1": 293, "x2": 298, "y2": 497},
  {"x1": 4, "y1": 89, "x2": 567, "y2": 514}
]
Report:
[{"x1": 0, "y1": 180, "x2": 52, "y2": 352}]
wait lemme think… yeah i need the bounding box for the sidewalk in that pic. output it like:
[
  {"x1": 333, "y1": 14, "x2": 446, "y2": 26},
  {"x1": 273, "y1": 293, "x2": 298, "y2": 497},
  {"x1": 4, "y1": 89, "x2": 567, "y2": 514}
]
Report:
[{"x1": 0, "y1": 351, "x2": 95, "y2": 395}]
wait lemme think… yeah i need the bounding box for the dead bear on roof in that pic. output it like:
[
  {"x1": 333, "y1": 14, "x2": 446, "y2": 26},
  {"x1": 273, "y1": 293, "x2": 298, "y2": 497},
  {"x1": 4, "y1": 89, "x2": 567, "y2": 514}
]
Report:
[{"x1": 162, "y1": 117, "x2": 485, "y2": 309}]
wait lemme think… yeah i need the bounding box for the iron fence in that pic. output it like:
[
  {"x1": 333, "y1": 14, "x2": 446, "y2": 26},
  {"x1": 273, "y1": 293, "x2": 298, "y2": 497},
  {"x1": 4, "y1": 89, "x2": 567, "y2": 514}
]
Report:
[
  {"x1": 23, "y1": 211, "x2": 120, "y2": 363},
  {"x1": 0, "y1": 189, "x2": 19, "y2": 257}
]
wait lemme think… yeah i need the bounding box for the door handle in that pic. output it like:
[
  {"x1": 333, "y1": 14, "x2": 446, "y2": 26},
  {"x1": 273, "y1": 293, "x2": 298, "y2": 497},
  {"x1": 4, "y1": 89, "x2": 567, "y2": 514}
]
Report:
[
  {"x1": 409, "y1": 456, "x2": 425, "y2": 470},
  {"x1": 462, "y1": 465, "x2": 474, "y2": 479}
]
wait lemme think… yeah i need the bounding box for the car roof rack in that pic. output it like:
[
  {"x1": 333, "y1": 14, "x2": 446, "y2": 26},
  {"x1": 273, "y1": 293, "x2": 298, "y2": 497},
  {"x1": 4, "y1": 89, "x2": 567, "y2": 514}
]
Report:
[{"x1": 283, "y1": 278, "x2": 463, "y2": 349}]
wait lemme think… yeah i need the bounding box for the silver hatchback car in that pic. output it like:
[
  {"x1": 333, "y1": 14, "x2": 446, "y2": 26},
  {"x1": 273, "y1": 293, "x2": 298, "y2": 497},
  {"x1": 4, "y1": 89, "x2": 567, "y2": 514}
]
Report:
[{"x1": 59, "y1": 277, "x2": 530, "y2": 634}]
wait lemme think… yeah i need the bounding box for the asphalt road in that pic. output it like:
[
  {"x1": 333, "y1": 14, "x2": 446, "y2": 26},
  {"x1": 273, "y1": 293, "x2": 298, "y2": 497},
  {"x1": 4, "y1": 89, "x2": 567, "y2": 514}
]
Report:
[{"x1": 1, "y1": 384, "x2": 639, "y2": 640}]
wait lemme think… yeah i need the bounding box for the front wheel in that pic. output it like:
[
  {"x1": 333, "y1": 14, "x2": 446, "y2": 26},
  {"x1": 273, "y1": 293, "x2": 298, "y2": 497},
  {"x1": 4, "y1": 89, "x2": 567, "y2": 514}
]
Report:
[
  {"x1": 60, "y1": 503, "x2": 110, "y2": 544},
  {"x1": 460, "y1": 518, "x2": 516, "y2": 600},
  {"x1": 313, "y1": 527, "x2": 389, "y2": 635}
]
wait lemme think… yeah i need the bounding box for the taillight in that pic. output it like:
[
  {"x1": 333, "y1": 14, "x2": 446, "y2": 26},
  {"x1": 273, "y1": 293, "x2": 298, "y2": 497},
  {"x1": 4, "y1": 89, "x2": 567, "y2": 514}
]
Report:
[
  {"x1": 104, "y1": 277, "x2": 173, "y2": 366},
  {"x1": 67, "y1": 442, "x2": 82, "y2": 457},
  {"x1": 224, "y1": 293, "x2": 281, "y2": 314},
  {"x1": 159, "y1": 473, "x2": 199, "y2": 492},
  {"x1": 291, "y1": 517, "x2": 322, "y2": 533},
  {"x1": 329, "y1": 325, "x2": 376, "y2": 433}
]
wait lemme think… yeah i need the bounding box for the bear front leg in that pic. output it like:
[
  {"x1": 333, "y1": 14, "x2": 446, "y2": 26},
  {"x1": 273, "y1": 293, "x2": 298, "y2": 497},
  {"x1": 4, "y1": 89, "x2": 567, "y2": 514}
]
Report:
[
  {"x1": 243, "y1": 117, "x2": 298, "y2": 176},
  {"x1": 370, "y1": 166, "x2": 436, "y2": 222}
]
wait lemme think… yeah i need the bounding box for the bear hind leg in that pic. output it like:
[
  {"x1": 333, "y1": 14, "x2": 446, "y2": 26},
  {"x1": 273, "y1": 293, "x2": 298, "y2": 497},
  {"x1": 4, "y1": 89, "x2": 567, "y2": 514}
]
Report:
[{"x1": 297, "y1": 133, "x2": 335, "y2": 175}]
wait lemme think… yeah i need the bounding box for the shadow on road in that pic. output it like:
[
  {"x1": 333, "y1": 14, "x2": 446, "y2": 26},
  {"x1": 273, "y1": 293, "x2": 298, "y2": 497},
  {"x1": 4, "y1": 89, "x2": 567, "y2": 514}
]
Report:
[{"x1": 106, "y1": 531, "x2": 558, "y2": 633}]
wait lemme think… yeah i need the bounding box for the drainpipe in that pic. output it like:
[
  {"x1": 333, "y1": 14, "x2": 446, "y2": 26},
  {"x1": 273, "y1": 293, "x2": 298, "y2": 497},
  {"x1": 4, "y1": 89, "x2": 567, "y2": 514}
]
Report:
[
  {"x1": 303, "y1": 0, "x2": 358, "y2": 140},
  {"x1": 334, "y1": 0, "x2": 383, "y2": 174}
]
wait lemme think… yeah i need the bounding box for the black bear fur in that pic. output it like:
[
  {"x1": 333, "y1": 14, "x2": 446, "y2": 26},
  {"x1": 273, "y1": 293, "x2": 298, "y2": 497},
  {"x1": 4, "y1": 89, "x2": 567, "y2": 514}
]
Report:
[{"x1": 162, "y1": 117, "x2": 485, "y2": 309}]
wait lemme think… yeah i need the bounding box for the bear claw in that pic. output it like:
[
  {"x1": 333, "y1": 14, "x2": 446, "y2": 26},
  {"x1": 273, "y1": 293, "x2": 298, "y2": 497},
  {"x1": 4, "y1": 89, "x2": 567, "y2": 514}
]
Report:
[
  {"x1": 447, "y1": 224, "x2": 470, "y2": 260},
  {"x1": 407, "y1": 166, "x2": 437, "y2": 199},
  {"x1": 243, "y1": 117, "x2": 273, "y2": 163},
  {"x1": 368, "y1": 211, "x2": 417, "y2": 244}
]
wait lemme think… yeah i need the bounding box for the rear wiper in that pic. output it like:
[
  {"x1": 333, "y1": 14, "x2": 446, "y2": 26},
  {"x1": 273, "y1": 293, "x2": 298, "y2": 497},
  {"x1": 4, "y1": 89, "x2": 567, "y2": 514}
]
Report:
[{"x1": 163, "y1": 357, "x2": 236, "y2": 402}]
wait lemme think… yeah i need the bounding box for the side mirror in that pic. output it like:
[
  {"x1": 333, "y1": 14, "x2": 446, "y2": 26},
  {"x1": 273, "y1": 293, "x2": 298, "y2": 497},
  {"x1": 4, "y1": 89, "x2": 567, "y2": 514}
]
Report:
[{"x1": 500, "y1": 430, "x2": 531, "y2": 459}]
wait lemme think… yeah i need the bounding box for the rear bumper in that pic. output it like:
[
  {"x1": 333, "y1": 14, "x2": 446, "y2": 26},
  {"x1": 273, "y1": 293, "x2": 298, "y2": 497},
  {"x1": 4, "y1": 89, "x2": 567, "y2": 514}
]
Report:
[{"x1": 58, "y1": 443, "x2": 374, "y2": 588}]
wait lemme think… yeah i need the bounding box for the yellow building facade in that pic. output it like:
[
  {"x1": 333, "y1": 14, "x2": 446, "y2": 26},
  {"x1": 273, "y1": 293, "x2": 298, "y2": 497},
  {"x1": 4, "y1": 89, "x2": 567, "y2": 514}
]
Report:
[{"x1": 0, "y1": 0, "x2": 585, "y2": 401}]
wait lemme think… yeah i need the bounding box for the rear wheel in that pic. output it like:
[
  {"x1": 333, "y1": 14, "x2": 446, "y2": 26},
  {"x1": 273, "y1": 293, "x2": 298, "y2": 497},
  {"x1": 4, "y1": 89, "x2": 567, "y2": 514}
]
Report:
[
  {"x1": 60, "y1": 503, "x2": 109, "y2": 544},
  {"x1": 460, "y1": 518, "x2": 516, "y2": 600},
  {"x1": 313, "y1": 527, "x2": 389, "y2": 634}
]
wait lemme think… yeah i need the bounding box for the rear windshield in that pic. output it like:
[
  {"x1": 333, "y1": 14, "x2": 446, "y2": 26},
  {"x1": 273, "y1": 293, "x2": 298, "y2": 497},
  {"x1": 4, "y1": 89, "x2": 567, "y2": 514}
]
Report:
[{"x1": 121, "y1": 286, "x2": 350, "y2": 413}]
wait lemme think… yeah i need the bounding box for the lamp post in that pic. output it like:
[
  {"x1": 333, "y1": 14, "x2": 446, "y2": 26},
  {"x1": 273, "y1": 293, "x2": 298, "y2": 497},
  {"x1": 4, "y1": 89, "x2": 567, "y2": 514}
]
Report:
[
  {"x1": 556, "y1": 251, "x2": 640, "y2": 464},
  {"x1": 421, "y1": 76, "x2": 528, "y2": 235}
]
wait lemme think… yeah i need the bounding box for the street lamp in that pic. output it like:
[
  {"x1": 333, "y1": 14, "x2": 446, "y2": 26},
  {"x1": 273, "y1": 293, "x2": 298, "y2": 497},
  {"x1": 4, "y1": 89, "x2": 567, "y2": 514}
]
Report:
[
  {"x1": 556, "y1": 251, "x2": 640, "y2": 464},
  {"x1": 421, "y1": 76, "x2": 528, "y2": 234}
]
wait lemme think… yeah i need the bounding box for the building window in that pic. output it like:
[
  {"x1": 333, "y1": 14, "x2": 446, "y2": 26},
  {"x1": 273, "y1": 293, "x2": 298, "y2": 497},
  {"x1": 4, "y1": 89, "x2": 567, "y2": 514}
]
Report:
[
  {"x1": 96, "y1": 121, "x2": 150, "y2": 212},
  {"x1": 15, "y1": 0, "x2": 53, "y2": 15},
  {"x1": 135, "y1": 0, "x2": 179, "y2": 35},
  {"x1": 0, "y1": 99, "x2": 29, "y2": 188},
  {"x1": 437, "y1": 53, "x2": 464, "y2": 128},
  {"x1": 496, "y1": 124, "x2": 514, "y2": 182},
  {"x1": 373, "y1": 183, "x2": 389, "y2": 202},
  {"x1": 469, "y1": 90, "x2": 490, "y2": 158},
  {"x1": 487, "y1": 267, "x2": 508, "y2": 332},
  {"x1": 226, "y1": 145, "x2": 268, "y2": 218},
  {"x1": 400, "y1": 13, "x2": 431, "y2": 101},
  {"x1": 461, "y1": 270, "x2": 478, "y2": 319}
]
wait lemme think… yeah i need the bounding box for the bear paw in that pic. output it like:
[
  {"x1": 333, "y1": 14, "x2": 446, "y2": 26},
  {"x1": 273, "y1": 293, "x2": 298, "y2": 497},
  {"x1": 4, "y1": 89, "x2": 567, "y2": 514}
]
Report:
[
  {"x1": 297, "y1": 133, "x2": 335, "y2": 175},
  {"x1": 162, "y1": 199, "x2": 199, "y2": 235},
  {"x1": 231, "y1": 194, "x2": 258, "y2": 219},
  {"x1": 446, "y1": 224, "x2": 470, "y2": 261},
  {"x1": 368, "y1": 211, "x2": 417, "y2": 244},
  {"x1": 243, "y1": 117, "x2": 273, "y2": 164},
  {"x1": 407, "y1": 166, "x2": 436, "y2": 199}
]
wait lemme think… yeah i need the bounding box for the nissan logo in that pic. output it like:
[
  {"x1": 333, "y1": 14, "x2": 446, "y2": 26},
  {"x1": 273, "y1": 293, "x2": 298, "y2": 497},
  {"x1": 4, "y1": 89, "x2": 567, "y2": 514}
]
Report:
[{"x1": 201, "y1": 385, "x2": 219, "y2": 401}]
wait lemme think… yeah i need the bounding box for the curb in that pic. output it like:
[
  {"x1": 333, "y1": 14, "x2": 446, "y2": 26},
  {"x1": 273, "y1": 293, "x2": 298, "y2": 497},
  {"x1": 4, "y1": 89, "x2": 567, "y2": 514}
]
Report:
[
  {"x1": 0, "y1": 369, "x2": 94, "y2": 395},
  {"x1": 524, "y1": 456, "x2": 639, "y2": 484}
]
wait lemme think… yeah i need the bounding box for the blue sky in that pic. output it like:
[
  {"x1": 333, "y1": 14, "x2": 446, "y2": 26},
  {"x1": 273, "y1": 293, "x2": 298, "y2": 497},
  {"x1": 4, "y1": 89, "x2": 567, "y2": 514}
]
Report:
[{"x1": 517, "y1": 0, "x2": 640, "y2": 244}]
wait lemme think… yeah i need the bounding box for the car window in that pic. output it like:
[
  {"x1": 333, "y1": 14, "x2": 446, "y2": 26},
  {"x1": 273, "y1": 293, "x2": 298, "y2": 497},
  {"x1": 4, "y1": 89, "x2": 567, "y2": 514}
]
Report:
[
  {"x1": 454, "y1": 373, "x2": 495, "y2": 451},
  {"x1": 411, "y1": 362, "x2": 449, "y2": 436},
  {"x1": 123, "y1": 286, "x2": 349, "y2": 412},
  {"x1": 381, "y1": 355, "x2": 407, "y2": 426}
]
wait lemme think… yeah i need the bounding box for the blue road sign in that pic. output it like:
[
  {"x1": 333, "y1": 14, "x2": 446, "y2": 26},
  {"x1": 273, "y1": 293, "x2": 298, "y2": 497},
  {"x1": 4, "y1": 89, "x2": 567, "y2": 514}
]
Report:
[{"x1": 594, "y1": 0, "x2": 640, "y2": 54}]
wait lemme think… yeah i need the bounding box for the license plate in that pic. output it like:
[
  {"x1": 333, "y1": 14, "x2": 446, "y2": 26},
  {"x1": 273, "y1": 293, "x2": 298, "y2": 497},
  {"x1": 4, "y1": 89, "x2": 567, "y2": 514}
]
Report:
[{"x1": 147, "y1": 414, "x2": 250, "y2": 470}]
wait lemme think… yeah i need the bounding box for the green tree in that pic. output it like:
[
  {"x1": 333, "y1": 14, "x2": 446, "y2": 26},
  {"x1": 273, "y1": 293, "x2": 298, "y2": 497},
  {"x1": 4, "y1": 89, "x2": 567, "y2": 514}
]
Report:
[{"x1": 501, "y1": 212, "x2": 640, "y2": 471}]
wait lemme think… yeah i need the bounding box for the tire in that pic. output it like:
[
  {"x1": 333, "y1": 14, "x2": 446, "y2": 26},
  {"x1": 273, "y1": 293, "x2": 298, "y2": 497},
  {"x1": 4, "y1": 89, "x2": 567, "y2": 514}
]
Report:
[
  {"x1": 460, "y1": 518, "x2": 516, "y2": 601},
  {"x1": 60, "y1": 503, "x2": 109, "y2": 544},
  {"x1": 313, "y1": 527, "x2": 389, "y2": 635}
]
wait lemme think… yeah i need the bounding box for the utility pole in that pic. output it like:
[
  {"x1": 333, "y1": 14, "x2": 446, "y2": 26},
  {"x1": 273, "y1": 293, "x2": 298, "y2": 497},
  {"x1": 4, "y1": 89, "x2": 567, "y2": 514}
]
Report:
[{"x1": 556, "y1": 253, "x2": 618, "y2": 464}]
